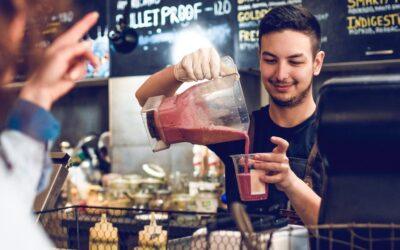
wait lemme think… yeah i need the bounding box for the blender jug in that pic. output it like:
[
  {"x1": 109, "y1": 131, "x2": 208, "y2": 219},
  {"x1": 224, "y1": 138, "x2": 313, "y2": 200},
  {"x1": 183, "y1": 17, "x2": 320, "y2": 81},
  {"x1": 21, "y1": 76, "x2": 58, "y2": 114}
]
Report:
[{"x1": 141, "y1": 57, "x2": 250, "y2": 152}]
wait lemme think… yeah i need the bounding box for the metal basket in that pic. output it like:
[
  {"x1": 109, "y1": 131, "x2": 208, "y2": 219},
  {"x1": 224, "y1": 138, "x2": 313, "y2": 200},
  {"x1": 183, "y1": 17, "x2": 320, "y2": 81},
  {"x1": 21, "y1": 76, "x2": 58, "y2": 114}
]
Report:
[
  {"x1": 169, "y1": 224, "x2": 400, "y2": 250},
  {"x1": 36, "y1": 206, "x2": 400, "y2": 250}
]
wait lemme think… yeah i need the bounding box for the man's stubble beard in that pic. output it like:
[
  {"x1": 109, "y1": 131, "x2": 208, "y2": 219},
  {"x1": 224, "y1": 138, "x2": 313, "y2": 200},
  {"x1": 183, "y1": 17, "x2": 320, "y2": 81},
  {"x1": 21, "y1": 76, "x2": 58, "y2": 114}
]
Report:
[{"x1": 269, "y1": 80, "x2": 313, "y2": 108}]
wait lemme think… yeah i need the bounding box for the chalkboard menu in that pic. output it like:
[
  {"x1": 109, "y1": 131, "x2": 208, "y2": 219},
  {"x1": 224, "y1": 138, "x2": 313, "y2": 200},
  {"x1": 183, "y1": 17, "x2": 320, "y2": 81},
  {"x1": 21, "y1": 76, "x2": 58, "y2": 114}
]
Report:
[
  {"x1": 109, "y1": 0, "x2": 400, "y2": 76},
  {"x1": 235, "y1": 0, "x2": 400, "y2": 69},
  {"x1": 14, "y1": 0, "x2": 109, "y2": 82},
  {"x1": 235, "y1": 0, "x2": 303, "y2": 70},
  {"x1": 306, "y1": 0, "x2": 400, "y2": 66},
  {"x1": 12, "y1": 0, "x2": 400, "y2": 80},
  {"x1": 109, "y1": 0, "x2": 236, "y2": 76}
]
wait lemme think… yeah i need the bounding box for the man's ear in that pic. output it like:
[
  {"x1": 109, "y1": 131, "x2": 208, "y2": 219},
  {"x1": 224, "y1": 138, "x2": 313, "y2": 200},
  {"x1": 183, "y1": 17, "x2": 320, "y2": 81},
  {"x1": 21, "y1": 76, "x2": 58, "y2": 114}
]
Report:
[{"x1": 313, "y1": 51, "x2": 325, "y2": 76}]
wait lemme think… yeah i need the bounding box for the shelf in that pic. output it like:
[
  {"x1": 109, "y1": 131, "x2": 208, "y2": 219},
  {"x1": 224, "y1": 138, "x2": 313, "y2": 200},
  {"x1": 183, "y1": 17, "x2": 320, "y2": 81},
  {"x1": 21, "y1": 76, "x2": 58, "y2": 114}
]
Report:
[
  {"x1": 2, "y1": 77, "x2": 108, "y2": 91},
  {"x1": 238, "y1": 59, "x2": 400, "y2": 74},
  {"x1": 322, "y1": 59, "x2": 400, "y2": 73}
]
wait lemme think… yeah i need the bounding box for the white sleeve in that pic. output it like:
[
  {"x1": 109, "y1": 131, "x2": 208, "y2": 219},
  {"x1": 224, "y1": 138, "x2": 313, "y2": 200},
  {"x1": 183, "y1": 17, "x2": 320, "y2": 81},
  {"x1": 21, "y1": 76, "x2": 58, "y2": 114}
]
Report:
[
  {"x1": 0, "y1": 130, "x2": 47, "y2": 206},
  {"x1": 0, "y1": 130, "x2": 53, "y2": 249}
]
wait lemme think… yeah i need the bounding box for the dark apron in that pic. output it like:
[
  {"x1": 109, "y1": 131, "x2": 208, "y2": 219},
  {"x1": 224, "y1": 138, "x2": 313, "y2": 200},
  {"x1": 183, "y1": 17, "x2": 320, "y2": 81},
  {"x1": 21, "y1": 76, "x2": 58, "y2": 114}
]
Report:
[{"x1": 289, "y1": 157, "x2": 308, "y2": 180}]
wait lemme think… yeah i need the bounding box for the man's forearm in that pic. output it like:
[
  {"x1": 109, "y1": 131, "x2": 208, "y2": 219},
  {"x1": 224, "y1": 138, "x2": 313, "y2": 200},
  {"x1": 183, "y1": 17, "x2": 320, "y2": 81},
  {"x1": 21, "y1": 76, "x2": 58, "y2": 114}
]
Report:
[
  {"x1": 135, "y1": 66, "x2": 182, "y2": 106},
  {"x1": 284, "y1": 175, "x2": 321, "y2": 225}
]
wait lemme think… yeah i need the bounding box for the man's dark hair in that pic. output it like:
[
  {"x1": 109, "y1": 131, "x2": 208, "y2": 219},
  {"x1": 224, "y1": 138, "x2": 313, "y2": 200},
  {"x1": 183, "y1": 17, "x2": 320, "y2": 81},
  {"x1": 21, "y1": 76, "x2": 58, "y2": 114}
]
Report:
[{"x1": 258, "y1": 5, "x2": 321, "y2": 56}]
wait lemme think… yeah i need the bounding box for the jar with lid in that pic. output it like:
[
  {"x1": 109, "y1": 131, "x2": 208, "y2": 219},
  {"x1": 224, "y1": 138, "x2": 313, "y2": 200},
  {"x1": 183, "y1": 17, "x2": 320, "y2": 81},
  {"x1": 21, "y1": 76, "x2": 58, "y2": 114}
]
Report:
[
  {"x1": 195, "y1": 189, "x2": 218, "y2": 213},
  {"x1": 149, "y1": 189, "x2": 171, "y2": 210}
]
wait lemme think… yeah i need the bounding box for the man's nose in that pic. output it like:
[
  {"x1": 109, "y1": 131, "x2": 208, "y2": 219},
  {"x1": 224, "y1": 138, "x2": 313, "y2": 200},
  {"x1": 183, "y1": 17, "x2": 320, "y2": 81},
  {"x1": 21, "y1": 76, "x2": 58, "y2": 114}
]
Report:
[{"x1": 274, "y1": 62, "x2": 290, "y2": 83}]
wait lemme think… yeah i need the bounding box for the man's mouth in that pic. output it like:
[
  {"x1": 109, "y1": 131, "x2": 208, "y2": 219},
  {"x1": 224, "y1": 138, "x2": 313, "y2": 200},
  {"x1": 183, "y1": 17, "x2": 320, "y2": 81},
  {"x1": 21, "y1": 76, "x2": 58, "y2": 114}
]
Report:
[{"x1": 272, "y1": 84, "x2": 293, "y2": 92}]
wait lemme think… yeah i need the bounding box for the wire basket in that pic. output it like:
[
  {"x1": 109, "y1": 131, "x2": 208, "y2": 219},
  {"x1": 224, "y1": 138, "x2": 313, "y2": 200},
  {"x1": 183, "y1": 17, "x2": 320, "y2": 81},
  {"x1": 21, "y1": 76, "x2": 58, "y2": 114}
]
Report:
[
  {"x1": 37, "y1": 206, "x2": 228, "y2": 249},
  {"x1": 36, "y1": 206, "x2": 400, "y2": 250},
  {"x1": 170, "y1": 224, "x2": 400, "y2": 250}
]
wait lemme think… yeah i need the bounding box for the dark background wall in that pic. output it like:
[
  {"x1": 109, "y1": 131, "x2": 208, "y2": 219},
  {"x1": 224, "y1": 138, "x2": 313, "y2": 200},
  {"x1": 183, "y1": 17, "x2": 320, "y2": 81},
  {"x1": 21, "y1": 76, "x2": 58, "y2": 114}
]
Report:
[
  {"x1": 0, "y1": 83, "x2": 109, "y2": 150},
  {"x1": 314, "y1": 63, "x2": 400, "y2": 100},
  {"x1": 51, "y1": 84, "x2": 109, "y2": 148}
]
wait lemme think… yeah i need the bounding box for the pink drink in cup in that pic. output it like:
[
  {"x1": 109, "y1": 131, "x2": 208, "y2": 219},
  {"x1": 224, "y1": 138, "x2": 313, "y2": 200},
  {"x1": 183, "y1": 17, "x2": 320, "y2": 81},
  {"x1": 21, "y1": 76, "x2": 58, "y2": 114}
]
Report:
[{"x1": 230, "y1": 153, "x2": 269, "y2": 201}]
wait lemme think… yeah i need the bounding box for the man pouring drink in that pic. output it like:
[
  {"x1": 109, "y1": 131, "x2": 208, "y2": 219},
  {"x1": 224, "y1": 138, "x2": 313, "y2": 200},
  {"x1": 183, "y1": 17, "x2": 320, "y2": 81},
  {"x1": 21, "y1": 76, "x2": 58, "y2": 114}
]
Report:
[{"x1": 136, "y1": 5, "x2": 324, "y2": 226}]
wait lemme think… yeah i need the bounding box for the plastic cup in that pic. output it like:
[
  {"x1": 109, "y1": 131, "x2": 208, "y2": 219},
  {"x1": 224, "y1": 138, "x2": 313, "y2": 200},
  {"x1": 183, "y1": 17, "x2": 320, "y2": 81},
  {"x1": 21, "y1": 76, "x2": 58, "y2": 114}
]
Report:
[{"x1": 230, "y1": 154, "x2": 269, "y2": 202}]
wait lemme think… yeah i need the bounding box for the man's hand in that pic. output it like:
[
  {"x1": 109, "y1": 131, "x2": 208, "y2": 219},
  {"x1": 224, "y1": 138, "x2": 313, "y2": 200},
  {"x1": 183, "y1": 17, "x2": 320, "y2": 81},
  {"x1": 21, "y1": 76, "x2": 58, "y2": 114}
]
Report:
[
  {"x1": 254, "y1": 136, "x2": 299, "y2": 192},
  {"x1": 19, "y1": 12, "x2": 100, "y2": 110},
  {"x1": 173, "y1": 47, "x2": 237, "y2": 82}
]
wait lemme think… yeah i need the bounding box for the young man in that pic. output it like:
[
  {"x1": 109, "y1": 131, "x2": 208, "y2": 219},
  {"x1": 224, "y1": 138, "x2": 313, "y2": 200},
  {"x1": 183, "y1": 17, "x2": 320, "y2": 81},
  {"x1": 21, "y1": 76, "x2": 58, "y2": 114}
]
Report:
[{"x1": 136, "y1": 5, "x2": 325, "y2": 225}]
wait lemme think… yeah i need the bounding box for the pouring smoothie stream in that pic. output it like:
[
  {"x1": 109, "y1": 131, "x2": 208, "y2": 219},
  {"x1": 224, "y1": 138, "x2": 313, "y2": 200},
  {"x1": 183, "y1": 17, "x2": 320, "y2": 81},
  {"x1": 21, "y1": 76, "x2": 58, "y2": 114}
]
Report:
[{"x1": 141, "y1": 57, "x2": 268, "y2": 202}]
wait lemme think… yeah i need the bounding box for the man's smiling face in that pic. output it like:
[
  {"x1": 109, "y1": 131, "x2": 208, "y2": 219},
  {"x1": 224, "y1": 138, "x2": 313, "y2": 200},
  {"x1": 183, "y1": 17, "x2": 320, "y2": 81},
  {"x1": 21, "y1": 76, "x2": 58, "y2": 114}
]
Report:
[{"x1": 259, "y1": 29, "x2": 324, "y2": 107}]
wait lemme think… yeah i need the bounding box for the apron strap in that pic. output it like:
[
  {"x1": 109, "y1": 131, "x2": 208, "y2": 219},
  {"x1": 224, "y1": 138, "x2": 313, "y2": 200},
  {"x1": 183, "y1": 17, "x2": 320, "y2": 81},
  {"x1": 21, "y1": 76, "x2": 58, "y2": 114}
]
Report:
[
  {"x1": 285, "y1": 143, "x2": 319, "y2": 219},
  {"x1": 304, "y1": 142, "x2": 318, "y2": 189}
]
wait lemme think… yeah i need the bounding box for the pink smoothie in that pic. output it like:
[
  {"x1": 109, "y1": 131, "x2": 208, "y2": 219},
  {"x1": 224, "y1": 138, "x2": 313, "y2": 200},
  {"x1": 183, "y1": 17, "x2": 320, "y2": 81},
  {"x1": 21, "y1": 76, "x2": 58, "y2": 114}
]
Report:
[
  {"x1": 237, "y1": 173, "x2": 269, "y2": 201},
  {"x1": 231, "y1": 134, "x2": 269, "y2": 201},
  {"x1": 154, "y1": 84, "x2": 251, "y2": 147}
]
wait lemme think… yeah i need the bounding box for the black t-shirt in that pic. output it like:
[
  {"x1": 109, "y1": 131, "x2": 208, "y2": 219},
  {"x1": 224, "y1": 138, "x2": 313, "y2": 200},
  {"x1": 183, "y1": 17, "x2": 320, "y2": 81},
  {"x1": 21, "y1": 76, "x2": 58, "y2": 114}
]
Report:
[{"x1": 208, "y1": 105, "x2": 322, "y2": 214}]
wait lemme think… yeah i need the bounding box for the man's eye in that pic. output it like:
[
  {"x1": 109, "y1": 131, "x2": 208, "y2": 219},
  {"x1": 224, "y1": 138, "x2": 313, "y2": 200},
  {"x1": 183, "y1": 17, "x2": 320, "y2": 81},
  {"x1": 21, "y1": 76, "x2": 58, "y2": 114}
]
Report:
[
  {"x1": 264, "y1": 59, "x2": 276, "y2": 64},
  {"x1": 290, "y1": 61, "x2": 303, "y2": 65}
]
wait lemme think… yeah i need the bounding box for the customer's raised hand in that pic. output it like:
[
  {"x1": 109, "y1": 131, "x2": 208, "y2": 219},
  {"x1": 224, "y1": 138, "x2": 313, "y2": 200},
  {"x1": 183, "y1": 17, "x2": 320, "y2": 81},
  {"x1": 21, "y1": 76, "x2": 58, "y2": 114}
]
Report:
[
  {"x1": 173, "y1": 47, "x2": 237, "y2": 82},
  {"x1": 20, "y1": 12, "x2": 100, "y2": 110}
]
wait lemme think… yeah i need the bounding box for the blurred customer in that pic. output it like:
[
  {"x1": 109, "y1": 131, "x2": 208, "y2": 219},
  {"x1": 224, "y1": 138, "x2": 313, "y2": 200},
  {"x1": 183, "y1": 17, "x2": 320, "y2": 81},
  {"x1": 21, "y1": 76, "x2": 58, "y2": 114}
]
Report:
[{"x1": 0, "y1": 0, "x2": 99, "y2": 248}]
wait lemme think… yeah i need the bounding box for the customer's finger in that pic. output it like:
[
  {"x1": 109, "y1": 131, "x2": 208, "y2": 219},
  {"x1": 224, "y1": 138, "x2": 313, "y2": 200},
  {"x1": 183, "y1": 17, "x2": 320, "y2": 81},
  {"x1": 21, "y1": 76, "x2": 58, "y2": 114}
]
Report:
[
  {"x1": 66, "y1": 61, "x2": 87, "y2": 81},
  {"x1": 60, "y1": 41, "x2": 98, "y2": 68},
  {"x1": 51, "y1": 12, "x2": 99, "y2": 50}
]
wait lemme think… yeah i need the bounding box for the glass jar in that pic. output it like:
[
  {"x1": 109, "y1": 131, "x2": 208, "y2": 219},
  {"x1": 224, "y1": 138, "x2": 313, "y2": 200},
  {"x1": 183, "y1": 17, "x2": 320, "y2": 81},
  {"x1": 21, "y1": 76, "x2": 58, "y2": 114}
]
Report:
[
  {"x1": 149, "y1": 189, "x2": 171, "y2": 210},
  {"x1": 195, "y1": 189, "x2": 218, "y2": 213}
]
